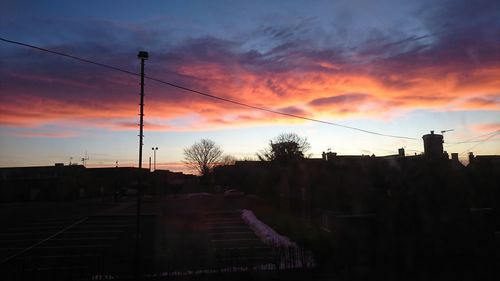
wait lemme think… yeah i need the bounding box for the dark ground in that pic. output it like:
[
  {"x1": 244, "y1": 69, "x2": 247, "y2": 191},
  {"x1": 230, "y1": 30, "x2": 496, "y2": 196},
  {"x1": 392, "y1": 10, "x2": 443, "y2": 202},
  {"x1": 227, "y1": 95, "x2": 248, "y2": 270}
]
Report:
[
  {"x1": 0, "y1": 194, "x2": 286, "y2": 280},
  {"x1": 1, "y1": 194, "x2": 498, "y2": 281}
]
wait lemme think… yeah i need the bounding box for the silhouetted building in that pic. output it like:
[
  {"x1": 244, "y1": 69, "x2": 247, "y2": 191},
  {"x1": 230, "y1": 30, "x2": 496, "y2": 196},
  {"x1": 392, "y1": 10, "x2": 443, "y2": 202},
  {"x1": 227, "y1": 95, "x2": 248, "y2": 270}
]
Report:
[
  {"x1": 0, "y1": 164, "x2": 88, "y2": 201},
  {"x1": 0, "y1": 165, "x2": 193, "y2": 202},
  {"x1": 213, "y1": 131, "x2": 498, "y2": 274},
  {"x1": 422, "y1": 130, "x2": 444, "y2": 158},
  {"x1": 467, "y1": 153, "x2": 500, "y2": 209}
]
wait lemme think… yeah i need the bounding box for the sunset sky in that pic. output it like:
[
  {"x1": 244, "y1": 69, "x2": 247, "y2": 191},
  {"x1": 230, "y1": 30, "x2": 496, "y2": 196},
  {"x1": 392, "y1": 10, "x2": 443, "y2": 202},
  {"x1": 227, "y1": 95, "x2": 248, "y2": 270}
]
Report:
[{"x1": 1, "y1": 0, "x2": 499, "y2": 172}]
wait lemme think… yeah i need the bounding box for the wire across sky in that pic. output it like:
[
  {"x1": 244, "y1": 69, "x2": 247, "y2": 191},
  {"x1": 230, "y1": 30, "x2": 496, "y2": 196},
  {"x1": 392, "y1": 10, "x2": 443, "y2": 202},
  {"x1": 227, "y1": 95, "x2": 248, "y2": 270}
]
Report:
[{"x1": 1, "y1": 37, "x2": 420, "y2": 141}]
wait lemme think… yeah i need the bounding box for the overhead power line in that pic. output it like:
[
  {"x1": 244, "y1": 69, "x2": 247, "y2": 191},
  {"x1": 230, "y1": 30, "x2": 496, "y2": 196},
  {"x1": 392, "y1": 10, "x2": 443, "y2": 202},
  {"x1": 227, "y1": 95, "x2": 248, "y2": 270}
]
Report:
[
  {"x1": 445, "y1": 130, "x2": 500, "y2": 146},
  {"x1": 1, "y1": 37, "x2": 419, "y2": 140},
  {"x1": 461, "y1": 131, "x2": 500, "y2": 154}
]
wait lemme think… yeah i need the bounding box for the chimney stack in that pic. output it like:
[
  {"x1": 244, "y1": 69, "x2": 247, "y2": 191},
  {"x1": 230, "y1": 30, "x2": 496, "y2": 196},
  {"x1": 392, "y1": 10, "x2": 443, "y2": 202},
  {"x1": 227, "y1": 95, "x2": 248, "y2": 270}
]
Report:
[
  {"x1": 469, "y1": 152, "x2": 475, "y2": 163},
  {"x1": 422, "y1": 130, "x2": 444, "y2": 158}
]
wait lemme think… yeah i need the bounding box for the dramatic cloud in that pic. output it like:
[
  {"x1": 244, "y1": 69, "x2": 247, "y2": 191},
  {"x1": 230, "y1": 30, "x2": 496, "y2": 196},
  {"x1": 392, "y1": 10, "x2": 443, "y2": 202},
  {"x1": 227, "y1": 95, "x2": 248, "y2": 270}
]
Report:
[
  {"x1": 471, "y1": 122, "x2": 500, "y2": 133},
  {"x1": 459, "y1": 95, "x2": 500, "y2": 110},
  {"x1": 1, "y1": 0, "x2": 499, "y2": 134},
  {"x1": 308, "y1": 94, "x2": 371, "y2": 107},
  {"x1": 9, "y1": 130, "x2": 78, "y2": 138}
]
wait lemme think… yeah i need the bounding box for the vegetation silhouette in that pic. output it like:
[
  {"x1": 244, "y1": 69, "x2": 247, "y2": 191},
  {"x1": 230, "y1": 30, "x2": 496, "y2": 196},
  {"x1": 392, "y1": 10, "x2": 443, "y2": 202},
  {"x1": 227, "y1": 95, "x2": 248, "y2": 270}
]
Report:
[
  {"x1": 183, "y1": 139, "x2": 223, "y2": 177},
  {"x1": 257, "y1": 133, "x2": 311, "y2": 163}
]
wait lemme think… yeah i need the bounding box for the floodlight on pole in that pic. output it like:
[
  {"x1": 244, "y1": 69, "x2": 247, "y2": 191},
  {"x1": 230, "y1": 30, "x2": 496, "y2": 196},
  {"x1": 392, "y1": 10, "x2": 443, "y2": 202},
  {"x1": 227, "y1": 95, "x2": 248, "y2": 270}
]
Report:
[{"x1": 152, "y1": 147, "x2": 158, "y2": 171}]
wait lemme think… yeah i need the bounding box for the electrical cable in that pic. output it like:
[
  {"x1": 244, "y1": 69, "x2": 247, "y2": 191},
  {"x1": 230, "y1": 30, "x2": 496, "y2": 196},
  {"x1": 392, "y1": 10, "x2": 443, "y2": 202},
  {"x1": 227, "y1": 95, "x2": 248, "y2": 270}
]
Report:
[
  {"x1": 1, "y1": 37, "x2": 420, "y2": 140},
  {"x1": 460, "y1": 131, "x2": 499, "y2": 154},
  {"x1": 445, "y1": 130, "x2": 500, "y2": 146}
]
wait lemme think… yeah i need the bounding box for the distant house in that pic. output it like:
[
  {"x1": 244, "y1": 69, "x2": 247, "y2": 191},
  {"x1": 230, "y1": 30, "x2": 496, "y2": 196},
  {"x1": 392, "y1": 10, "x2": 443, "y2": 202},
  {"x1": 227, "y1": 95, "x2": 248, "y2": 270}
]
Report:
[
  {"x1": 0, "y1": 164, "x2": 88, "y2": 201},
  {"x1": 212, "y1": 131, "x2": 498, "y2": 270},
  {"x1": 0, "y1": 164, "x2": 195, "y2": 202},
  {"x1": 467, "y1": 153, "x2": 500, "y2": 209}
]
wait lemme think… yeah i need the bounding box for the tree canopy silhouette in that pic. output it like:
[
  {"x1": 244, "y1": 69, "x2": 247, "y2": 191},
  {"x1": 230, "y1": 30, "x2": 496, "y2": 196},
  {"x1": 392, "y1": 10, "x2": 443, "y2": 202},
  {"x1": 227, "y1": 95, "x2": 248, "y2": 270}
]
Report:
[
  {"x1": 218, "y1": 155, "x2": 236, "y2": 166},
  {"x1": 184, "y1": 139, "x2": 223, "y2": 176},
  {"x1": 257, "y1": 133, "x2": 311, "y2": 162}
]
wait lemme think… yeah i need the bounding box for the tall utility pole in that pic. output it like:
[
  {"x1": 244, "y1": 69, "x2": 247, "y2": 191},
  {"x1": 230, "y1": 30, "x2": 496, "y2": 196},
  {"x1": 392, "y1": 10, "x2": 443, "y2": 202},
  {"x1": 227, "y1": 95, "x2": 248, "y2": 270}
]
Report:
[
  {"x1": 137, "y1": 51, "x2": 148, "y2": 170},
  {"x1": 135, "y1": 50, "x2": 148, "y2": 280}
]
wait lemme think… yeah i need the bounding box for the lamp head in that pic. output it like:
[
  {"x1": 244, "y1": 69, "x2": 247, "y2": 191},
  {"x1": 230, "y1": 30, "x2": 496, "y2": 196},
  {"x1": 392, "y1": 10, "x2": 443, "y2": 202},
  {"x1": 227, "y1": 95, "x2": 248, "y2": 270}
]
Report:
[{"x1": 138, "y1": 51, "x2": 149, "y2": 60}]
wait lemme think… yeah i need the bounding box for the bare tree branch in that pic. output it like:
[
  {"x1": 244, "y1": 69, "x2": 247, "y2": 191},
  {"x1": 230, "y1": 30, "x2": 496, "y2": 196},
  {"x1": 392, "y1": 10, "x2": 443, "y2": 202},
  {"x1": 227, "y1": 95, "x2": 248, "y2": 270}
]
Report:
[
  {"x1": 218, "y1": 155, "x2": 237, "y2": 166},
  {"x1": 257, "y1": 133, "x2": 311, "y2": 162},
  {"x1": 183, "y1": 139, "x2": 223, "y2": 176}
]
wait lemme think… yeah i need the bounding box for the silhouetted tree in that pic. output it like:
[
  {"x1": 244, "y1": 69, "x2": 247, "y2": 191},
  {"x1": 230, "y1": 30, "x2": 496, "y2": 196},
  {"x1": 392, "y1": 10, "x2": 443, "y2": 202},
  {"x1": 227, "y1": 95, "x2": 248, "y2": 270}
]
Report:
[
  {"x1": 257, "y1": 133, "x2": 311, "y2": 162},
  {"x1": 183, "y1": 139, "x2": 223, "y2": 176},
  {"x1": 218, "y1": 155, "x2": 237, "y2": 166}
]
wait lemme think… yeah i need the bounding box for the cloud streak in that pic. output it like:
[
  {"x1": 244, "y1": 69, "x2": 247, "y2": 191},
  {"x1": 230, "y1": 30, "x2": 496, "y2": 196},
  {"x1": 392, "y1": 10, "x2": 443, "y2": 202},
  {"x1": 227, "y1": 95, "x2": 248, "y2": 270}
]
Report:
[{"x1": 1, "y1": 1, "x2": 499, "y2": 134}]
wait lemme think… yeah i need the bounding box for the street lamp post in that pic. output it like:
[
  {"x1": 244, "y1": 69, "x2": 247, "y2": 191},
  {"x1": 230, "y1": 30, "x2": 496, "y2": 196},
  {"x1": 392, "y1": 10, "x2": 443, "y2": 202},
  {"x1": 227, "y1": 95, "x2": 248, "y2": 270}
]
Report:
[
  {"x1": 135, "y1": 50, "x2": 148, "y2": 280},
  {"x1": 152, "y1": 147, "x2": 158, "y2": 171}
]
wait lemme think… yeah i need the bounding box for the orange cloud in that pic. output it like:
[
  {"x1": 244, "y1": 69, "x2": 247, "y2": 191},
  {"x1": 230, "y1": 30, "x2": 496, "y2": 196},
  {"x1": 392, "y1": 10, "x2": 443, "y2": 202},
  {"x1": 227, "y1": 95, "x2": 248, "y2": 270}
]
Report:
[
  {"x1": 471, "y1": 122, "x2": 500, "y2": 133},
  {"x1": 1, "y1": 33, "x2": 499, "y2": 133},
  {"x1": 9, "y1": 130, "x2": 79, "y2": 138}
]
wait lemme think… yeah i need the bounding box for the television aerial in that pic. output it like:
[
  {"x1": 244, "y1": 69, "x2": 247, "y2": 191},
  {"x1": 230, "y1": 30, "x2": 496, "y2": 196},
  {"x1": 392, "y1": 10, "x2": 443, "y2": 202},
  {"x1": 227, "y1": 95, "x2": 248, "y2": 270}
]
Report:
[
  {"x1": 81, "y1": 151, "x2": 89, "y2": 166},
  {"x1": 441, "y1": 129, "x2": 454, "y2": 135}
]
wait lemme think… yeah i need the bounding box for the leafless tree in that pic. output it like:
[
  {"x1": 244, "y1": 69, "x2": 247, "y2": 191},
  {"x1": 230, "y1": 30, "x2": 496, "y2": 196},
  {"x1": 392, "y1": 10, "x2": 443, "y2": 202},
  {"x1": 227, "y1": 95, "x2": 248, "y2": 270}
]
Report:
[
  {"x1": 183, "y1": 139, "x2": 223, "y2": 176},
  {"x1": 218, "y1": 155, "x2": 237, "y2": 166},
  {"x1": 257, "y1": 133, "x2": 311, "y2": 161},
  {"x1": 242, "y1": 155, "x2": 258, "y2": 161}
]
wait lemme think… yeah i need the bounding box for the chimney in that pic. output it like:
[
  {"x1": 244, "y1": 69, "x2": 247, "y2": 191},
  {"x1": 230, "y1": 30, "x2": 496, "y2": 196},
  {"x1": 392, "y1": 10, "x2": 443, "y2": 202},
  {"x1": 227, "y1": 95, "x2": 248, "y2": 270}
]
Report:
[
  {"x1": 398, "y1": 148, "x2": 405, "y2": 157},
  {"x1": 469, "y1": 152, "x2": 475, "y2": 163},
  {"x1": 326, "y1": 152, "x2": 337, "y2": 160},
  {"x1": 422, "y1": 130, "x2": 444, "y2": 157},
  {"x1": 451, "y1": 153, "x2": 459, "y2": 162}
]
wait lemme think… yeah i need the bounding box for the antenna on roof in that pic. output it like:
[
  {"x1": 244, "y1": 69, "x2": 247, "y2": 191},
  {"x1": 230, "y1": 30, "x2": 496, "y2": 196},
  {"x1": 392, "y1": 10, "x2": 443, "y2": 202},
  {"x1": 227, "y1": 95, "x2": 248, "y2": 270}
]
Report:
[
  {"x1": 81, "y1": 151, "x2": 89, "y2": 166},
  {"x1": 441, "y1": 129, "x2": 454, "y2": 143},
  {"x1": 441, "y1": 129, "x2": 454, "y2": 135}
]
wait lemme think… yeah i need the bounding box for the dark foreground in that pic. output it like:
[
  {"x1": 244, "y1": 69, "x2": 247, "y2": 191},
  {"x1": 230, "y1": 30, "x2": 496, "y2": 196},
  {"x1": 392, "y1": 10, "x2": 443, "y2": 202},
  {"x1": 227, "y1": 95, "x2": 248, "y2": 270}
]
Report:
[
  {"x1": 0, "y1": 195, "x2": 498, "y2": 281},
  {"x1": 0, "y1": 195, "x2": 295, "y2": 280}
]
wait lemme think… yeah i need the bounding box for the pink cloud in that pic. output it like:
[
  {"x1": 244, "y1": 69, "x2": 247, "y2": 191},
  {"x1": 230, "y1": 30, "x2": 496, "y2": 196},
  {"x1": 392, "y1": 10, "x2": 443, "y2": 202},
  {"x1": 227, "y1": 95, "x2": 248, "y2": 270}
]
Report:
[
  {"x1": 471, "y1": 122, "x2": 500, "y2": 133},
  {"x1": 1, "y1": 31, "x2": 500, "y2": 132},
  {"x1": 9, "y1": 130, "x2": 78, "y2": 138}
]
